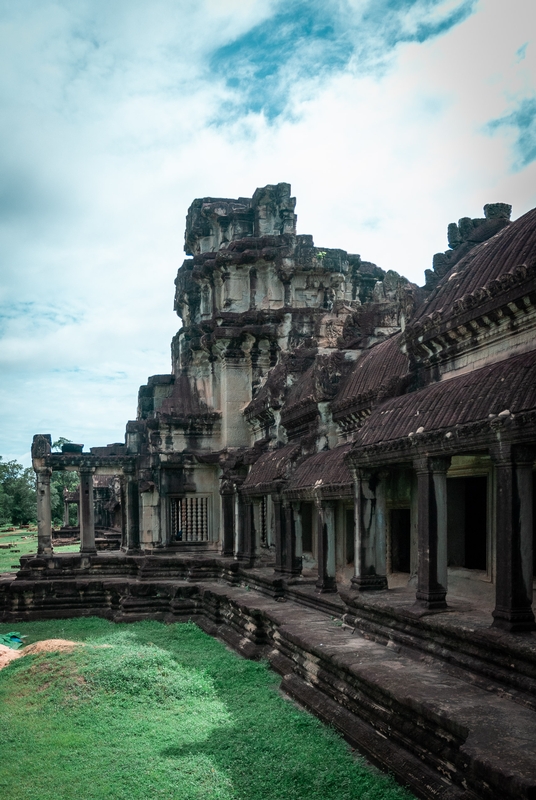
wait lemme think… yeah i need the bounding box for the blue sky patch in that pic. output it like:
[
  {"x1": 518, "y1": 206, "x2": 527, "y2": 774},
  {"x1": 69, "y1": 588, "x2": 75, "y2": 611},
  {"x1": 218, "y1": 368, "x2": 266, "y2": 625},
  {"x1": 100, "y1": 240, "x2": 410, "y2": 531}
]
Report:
[
  {"x1": 487, "y1": 97, "x2": 536, "y2": 169},
  {"x1": 209, "y1": 0, "x2": 477, "y2": 120}
]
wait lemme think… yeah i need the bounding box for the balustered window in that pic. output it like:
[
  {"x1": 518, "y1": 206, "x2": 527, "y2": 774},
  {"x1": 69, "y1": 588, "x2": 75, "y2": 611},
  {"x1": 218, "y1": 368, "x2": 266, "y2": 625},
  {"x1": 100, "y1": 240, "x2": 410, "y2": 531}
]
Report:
[
  {"x1": 260, "y1": 496, "x2": 268, "y2": 547},
  {"x1": 170, "y1": 496, "x2": 210, "y2": 542}
]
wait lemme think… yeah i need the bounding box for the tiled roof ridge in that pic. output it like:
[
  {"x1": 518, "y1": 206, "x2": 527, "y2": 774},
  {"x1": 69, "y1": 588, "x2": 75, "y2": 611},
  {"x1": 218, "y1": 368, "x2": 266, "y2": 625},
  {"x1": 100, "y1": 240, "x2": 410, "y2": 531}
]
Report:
[
  {"x1": 352, "y1": 346, "x2": 536, "y2": 454},
  {"x1": 331, "y1": 333, "x2": 408, "y2": 418},
  {"x1": 408, "y1": 261, "x2": 535, "y2": 340}
]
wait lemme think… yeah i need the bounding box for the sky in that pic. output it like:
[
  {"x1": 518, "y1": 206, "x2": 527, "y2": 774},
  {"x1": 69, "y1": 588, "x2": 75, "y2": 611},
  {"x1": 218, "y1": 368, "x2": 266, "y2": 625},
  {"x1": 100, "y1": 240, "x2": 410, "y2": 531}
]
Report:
[{"x1": 0, "y1": 0, "x2": 535, "y2": 466}]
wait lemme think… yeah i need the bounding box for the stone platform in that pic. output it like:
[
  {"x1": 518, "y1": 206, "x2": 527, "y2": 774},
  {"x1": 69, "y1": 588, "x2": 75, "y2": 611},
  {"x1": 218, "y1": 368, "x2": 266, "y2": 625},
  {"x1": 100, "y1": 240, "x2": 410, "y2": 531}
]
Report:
[{"x1": 1, "y1": 551, "x2": 536, "y2": 800}]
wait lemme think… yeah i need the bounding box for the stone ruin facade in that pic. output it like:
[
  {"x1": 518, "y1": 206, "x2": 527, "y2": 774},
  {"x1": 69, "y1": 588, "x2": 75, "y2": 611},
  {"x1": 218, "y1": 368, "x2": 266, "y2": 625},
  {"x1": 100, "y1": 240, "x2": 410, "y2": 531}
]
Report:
[
  {"x1": 27, "y1": 182, "x2": 535, "y2": 632},
  {"x1": 4, "y1": 183, "x2": 536, "y2": 800}
]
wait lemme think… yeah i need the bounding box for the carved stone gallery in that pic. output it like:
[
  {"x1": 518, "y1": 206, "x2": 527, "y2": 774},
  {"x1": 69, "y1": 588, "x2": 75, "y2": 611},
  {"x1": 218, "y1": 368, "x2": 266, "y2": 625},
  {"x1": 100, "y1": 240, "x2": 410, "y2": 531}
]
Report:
[{"x1": 2, "y1": 184, "x2": 536, "y2": 800}]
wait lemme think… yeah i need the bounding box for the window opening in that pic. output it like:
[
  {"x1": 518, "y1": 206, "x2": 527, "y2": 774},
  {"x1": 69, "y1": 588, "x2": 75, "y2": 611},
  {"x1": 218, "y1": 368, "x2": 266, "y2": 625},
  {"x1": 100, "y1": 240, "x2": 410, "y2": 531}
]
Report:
[{"x1": 170, "y1": 496, "x2": 209, "y2": 542}]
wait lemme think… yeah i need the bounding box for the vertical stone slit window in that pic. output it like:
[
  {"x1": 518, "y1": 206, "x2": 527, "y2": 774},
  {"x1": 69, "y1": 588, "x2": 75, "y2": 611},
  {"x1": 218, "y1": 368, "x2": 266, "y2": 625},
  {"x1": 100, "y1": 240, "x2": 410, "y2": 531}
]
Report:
[{"x1": 171, "y1": 496, "x2": 209, "y2": 542}]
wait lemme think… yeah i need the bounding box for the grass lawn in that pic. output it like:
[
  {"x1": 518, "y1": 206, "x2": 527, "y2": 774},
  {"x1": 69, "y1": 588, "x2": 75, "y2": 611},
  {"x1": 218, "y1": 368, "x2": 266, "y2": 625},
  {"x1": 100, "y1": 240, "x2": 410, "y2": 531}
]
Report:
[
  {"x1": 0, "y1": 618, "x2": 414, "y2": 800},
  {"x1": 0, "y1": 526, "x2": 79, "y2": 572}
]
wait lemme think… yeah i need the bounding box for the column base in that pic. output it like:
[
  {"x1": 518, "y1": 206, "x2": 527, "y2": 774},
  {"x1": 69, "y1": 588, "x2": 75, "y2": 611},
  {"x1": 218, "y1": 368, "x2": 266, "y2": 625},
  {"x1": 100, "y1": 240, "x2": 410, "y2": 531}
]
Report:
[
  {"x1": 80, "y1": 547, "x2": 97, "y2": 555},
  {"x1": 415, "y1": 589, "x2": 447, "y2": 610},
  {"x1": 492, "y1": 606, "x2": 536, "y2": 632},
  {"x1": 235, "y1": 555, "x2": 255, "y2": 568},
  {"x1": 351, "y1": 575, "x2": 388, "y2": 591},
  {"x1": 278, "y1": 566, "x2": 303, "y2": 577},
  {"x1": 37, "y1": 547, "x2": 53, "y2": 556},
  {"x1": 316, "y1": 576, "x2": 337, "y2": 593}
]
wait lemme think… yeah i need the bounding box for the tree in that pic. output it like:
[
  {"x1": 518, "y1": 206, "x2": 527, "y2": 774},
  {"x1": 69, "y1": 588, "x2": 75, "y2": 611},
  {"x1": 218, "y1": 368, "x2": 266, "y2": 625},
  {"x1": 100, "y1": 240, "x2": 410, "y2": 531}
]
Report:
[
  {"x1": 50, "y1": 439, "x2": 80, "y2": 526},
  {"x1": 0, "y1": 457, "x2": 37, "y2": 526}
]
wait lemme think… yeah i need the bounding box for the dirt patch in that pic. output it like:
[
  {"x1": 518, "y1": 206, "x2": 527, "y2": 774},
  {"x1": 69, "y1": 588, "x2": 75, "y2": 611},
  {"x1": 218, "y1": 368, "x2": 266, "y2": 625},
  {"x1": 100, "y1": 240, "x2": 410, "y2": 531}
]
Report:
[
  {"x1": 0, "y1": 644, "x2": 22, "y2": 670},
  {"x1": 23, "y1": 639, "x2": 83, "y2": 656},
  {"x1": 0, "y1": 639, "x2": 86, "y2": 671}
]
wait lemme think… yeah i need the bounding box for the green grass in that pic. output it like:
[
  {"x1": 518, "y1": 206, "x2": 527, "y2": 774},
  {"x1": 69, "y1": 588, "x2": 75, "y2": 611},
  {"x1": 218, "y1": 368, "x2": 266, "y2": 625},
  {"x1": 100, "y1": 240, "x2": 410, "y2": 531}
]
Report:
[
  {"x1": 0, "y1": 618, "x2": 414, "y2": 800},
  {"x1": 0, "y1": 527, "x2": 79, "y2": 572}
]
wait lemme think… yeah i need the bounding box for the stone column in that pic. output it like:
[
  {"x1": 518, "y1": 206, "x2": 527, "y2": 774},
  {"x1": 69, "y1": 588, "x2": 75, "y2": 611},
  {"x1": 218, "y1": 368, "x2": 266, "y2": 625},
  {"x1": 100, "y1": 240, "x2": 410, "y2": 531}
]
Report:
[
  {"x1": 316, "y1": 499, "x2": 336, "y2": 593},
  {"x1": 491, "y1": 446, "x2": 535, "y2": 632},
  {"x1": 414, "y1": 457, "x2": 450, "y2": 610},
  {"x1": 123, "y1": 465, "x2": 140, "y2": 552},
  {"x1": 272, "y1": 495, "x2": 284, "y2": 574},
  {"x1": 351, "y1": 470, "x2": 388, "y2": 591},
  {"x1": 36, "y1": 468, "x2": 53, "y2": 556},
  {"x1": 63, "y1": 499, "x2": 70, "y2": 527},
  {"x1": 79, "y1": 467, "x2": 96, "y2": 554},
  {"x1": 281, "y1": 501, "x2": 301, "y2": 575},
  {"x1": 292, "y1": 503, "x2": 303, "y2": 562}
]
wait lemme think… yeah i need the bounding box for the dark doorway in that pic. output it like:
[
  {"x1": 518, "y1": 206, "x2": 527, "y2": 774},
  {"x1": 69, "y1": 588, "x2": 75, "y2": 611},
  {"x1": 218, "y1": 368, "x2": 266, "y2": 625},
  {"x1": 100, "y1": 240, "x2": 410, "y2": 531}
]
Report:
[
  {"x1": 345, "y1": 508, "x2": 354, "y2": 564},
  {"x1": 391, "y1": 509, "x2": 411, "y2": 573},
  {"x1": 447, "y1": 476, "x2": 487, "y2": 570},
  {"x1": 533, "y1": 472, "x2": 535, "y2": 577},
  {"x1": 301, "y1": 503, "x2": 313, "y2": 553}
]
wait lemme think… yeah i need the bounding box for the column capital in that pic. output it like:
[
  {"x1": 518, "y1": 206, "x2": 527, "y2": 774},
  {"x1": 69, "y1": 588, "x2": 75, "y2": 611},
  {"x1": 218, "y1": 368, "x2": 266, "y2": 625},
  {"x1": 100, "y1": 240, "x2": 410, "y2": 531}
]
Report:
[
  {"x1": 79, "y1": 465, "x2": 96, "y2": 475},
  {"x1": 413, "y1": 456, "x2": 451, "y2": 475},
  {"x1": 489, "y1": 443, "x2": 535, "y2": 467}
]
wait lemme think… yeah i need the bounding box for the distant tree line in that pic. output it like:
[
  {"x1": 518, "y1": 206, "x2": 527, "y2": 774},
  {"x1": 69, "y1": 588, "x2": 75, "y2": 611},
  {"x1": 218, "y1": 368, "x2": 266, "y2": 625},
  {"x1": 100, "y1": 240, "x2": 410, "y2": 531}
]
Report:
[
  {"x1": 0, "y1": 439, "x2": 80, "y2": 528},
  {"x1": 0, "y1": 458, "x2": 36, "y2": 526}
]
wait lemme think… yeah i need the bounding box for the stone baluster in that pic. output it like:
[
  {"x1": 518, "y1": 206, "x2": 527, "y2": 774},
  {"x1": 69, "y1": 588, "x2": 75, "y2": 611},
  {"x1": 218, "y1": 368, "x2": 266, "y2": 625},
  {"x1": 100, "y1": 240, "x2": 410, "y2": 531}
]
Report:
[
  {"x1": 414, "y1": 457, "x2": 450, "y2": 610},
  {"x1": 490, "y1": 445, "x2": 535, "y2": 632}
]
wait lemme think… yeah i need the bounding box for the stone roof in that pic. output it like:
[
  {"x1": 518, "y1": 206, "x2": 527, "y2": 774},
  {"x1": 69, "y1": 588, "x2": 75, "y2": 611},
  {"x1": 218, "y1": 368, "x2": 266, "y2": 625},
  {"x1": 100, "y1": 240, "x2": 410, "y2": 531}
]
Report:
[
  {"x1": 241, "y1": 443, "x2": 301, "y2": 494},
  {"x1": 331, "y1": 333, "x2": 408, "y2": 419},
  {"x1": 354, "y1": 347, "x2": 536, "y2": 449},
  {"x1": 286, "y1": 444, "x2": 353, "y2": 495},
  {"x1": 408, "y1": 207, "x2": 536, "y2": 335}
]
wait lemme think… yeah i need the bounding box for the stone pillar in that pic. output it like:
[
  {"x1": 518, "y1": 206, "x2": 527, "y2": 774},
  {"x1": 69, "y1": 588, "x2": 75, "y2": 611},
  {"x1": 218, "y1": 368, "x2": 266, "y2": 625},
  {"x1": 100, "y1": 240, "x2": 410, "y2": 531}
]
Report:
[
  {"x1": 221, "y1": 490, "x2": 235, "y2": 557},
  {"x1": 491, "y1": 446, "x2": 535, "y2": 632},
  {"x1": 123, "y1": 465, "x2": 140, "y2": 552},
  {"x1": 79, "y1": 467, "x2": 96, "y2": 554},
  {"x1": 63, "y1": 499, "x2": 70, "y2": 527},
  {"x1": 272, "y1": 495, "x2": 284, "y2": 574},
  {"x1": 36, "y1": 468, "x2": 53, "y2": 556},
  {"x1": 316, "y1": 499, "x2": 336, "y2": 593},
  {"x1": 413, "y1": 457, "x2": 450, "y2": 610},
  {"x1": 293, "y1": 503, "x2": 303, "y2": 562},
  {"x1": 351, "y1": 470, "x2": 388, "y2": 591},
  {"x1": 281, "y1": 501, "x2": 301, "y2": 575}
]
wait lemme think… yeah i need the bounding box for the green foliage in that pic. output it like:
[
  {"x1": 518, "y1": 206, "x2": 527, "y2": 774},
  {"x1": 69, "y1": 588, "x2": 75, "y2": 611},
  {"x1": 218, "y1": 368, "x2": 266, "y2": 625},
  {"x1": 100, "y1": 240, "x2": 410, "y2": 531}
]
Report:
[
  {"x1": 0, "y1": 619, "x2": 414, "y2": 800},
  {"x1": 0, "y1": 457, "x2": 36, "y2": 526},
  {"x1": 50, "y1": 439, "x2": 79, "y2": 526},
  {"x1": 50, "y1": 471, "x2": 79, "y2": 526}
]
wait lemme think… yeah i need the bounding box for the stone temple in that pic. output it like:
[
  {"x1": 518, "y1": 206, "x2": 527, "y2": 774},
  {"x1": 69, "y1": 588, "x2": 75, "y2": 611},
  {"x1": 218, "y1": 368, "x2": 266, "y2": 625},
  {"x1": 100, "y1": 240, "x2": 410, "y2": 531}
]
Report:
[{"x1": 2, "y1": 183, "x2": 536, "y2": 799}]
